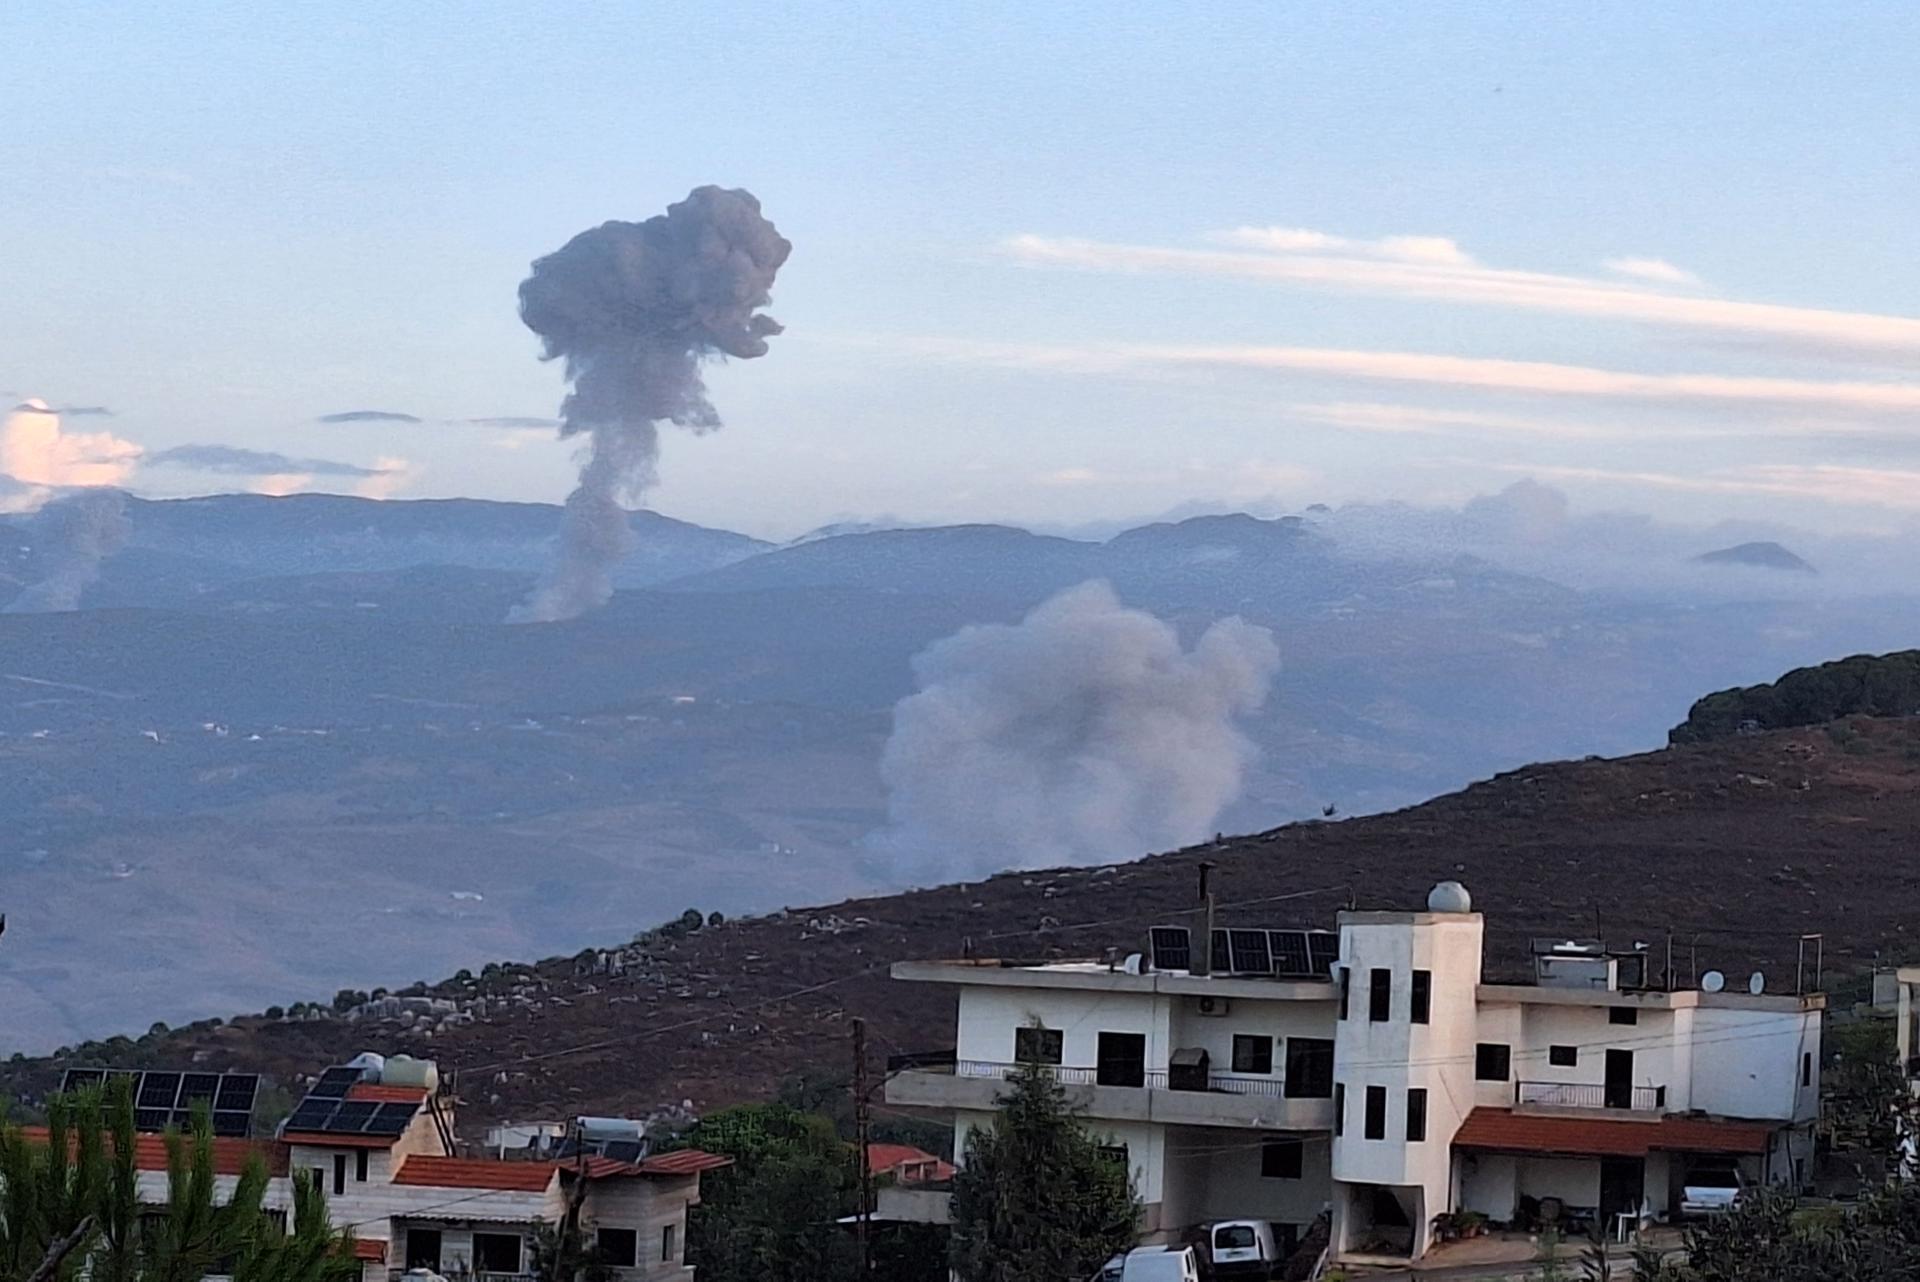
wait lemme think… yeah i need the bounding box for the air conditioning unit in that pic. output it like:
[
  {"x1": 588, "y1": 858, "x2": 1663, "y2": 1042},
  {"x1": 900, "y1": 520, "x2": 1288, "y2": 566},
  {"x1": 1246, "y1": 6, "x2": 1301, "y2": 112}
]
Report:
[{"x1": 1196, "y1": 996, "x2": 1231, "y2": 1017}]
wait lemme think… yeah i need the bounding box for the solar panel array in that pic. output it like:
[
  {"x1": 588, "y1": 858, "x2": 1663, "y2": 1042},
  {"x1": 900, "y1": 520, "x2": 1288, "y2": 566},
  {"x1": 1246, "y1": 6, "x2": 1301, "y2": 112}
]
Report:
[
  {"x1": 58, "y1": 1069, "x2": 259, "y2": 1137},
  {"x1": 1142, "y1": 926, "x2": 1341, "y2": 980},
  {"x1": 280, "y1": 1066, "x2": 418, "y2": 1140}
]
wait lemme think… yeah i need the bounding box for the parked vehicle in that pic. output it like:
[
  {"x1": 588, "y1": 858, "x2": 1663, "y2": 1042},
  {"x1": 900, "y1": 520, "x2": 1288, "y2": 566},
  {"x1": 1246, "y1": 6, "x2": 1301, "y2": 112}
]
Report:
[
  {"x1": 1118, "y1": 1245, "x2": 1203, "y2": 1282},
  {"x1": 1208, "y1": 1220, "x2": 1282, "y2": 1277},
  {"x1": 1091, "y1": 1253, "x2": 1126, "y2": 1282},
  {"x1": 1681, "y1": 1164, "x2": 1747, "y2": 1216}
]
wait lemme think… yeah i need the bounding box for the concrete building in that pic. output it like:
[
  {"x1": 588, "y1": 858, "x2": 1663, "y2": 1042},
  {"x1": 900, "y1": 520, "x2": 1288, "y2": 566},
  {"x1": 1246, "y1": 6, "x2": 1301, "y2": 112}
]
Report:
[
  {"x1": 886, "y1": 882, "x2": 1823, "y2": 1266},
  {"x1": 30, "y1": 1058, "x2": 727, "y2": 1282}
]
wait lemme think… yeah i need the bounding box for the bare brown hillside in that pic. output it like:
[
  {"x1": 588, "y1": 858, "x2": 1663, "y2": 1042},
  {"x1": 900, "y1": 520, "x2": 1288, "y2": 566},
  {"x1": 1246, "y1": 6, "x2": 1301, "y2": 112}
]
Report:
[{"x1": 9, "y1": 716, "x2": 1920, "y2": 1130}]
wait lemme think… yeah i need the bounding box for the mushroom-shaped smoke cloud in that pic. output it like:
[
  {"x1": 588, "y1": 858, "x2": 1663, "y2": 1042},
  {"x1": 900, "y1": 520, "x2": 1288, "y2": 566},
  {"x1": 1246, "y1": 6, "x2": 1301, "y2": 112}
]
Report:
[
  {"x1": 874, "y1": 580, "x2": 1281, "y2": 885},
  {"x1": 511, "y1": 185, "x2": 791, "y2": 622}
]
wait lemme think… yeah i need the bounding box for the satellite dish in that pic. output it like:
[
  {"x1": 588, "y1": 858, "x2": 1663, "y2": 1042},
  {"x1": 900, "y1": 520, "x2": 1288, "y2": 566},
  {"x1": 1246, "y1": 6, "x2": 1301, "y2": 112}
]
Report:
[
  {"x1": 1748, "y1": 971, "x2": 1767, "y2": 996},
  {"x1": 1701, "y1": 970, "x2": 1726, "y2": 994}
]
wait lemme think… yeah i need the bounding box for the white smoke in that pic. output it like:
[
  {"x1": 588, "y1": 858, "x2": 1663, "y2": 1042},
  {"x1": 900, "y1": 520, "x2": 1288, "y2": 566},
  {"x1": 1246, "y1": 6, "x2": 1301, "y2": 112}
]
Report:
[
  {"x1": 4, "y1": 489, "x2": 130, "y2": 613},
  {"x1": 875, "y1": 580, "x2": 1280, "y2": 883}
]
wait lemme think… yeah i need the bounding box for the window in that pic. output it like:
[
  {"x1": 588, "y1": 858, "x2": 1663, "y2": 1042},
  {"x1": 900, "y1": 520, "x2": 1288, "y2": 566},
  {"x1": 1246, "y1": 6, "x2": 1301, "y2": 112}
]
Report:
[
  {"x1": 1369, "y1": 968, "x2": 1392, "y2": 1022},
  {"x1": 1338, "y1": 966, "x2": 1350, "y2": 1020},
  {"x1": 405, "y1": 1229, "x2": 443, "y2": 1272},
  {"x1": 1475, "y1": 1043, "x2": 1511, "y2": 1082},
  {"x1": 1549, "y1": 1045, "x2": 1578, "y2": 1067},
  {"x1": 1261, "y1": 1137, "x2": 1303, "y2": 1179},
  {"x1": 355, "y1": 1149, "x2": 368, "y2": 1182},
  {"x1": 1095, "y1": 1032, "x2": 1146, "y2": 1087},
  {"x1": 661, "y1": 1223, "x2": 678, "y2": 1264},
  {"x1": 1802, "y1": 1052, "x2": 1812, "y2": 1087},
  {"x1": 596, "y1": 1229, "x2": 638, "y2": 1269},
  {"x1": 1406, "y1": 1088, "x2": 1428, "y2": 1142},
  {"x1": 1333, "y1": 1083, "x2": 1345, "y2": 1137},
  {"x1": 1411, "y1": 970, "x2": 1431, "y2": 1024},
  {"x1": 1364, "y1": 1085, "x2": 1386, "y2": 1140},
  {"x1": 331, "y1": 1153, "x2": 345, "y2": 1196},
  {"x1": 473, "y1": 1233, "x2": 523, "y2": 1274},
  {"x1": 1014, "y1": 1026, "x2": 1063, "y2": 1065},
  {"x1": 1283, "y1": 1038, "x2": 1335, "y2": 1098},
  {"x1": 1232, "y1": 1034, "x2": 1274, "y2": 1075},
  {"x1": 1609, "y1": 1007, "x2": 1638, "y2": 1026}
]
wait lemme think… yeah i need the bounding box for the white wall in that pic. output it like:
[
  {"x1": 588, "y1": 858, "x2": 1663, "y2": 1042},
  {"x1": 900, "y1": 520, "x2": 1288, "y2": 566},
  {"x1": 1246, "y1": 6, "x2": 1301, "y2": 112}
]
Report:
[
  {"x1": 1518, "y1": 1158, "x2": 1599, "y2": 1209},
  {"x1": 1174, "y1": 1128, "x2": 1330, "y2": 1234},
  {"x1": 1690, "y1": 1009, "x2": 1820, "y2": 1122},
  {"x1": 1167, "y1": 997, "x2": 1337, "y2": 1090},
  {"x1": 955, "y1": 986, "x2": 1167, "y2": 1074},
  {"x1": 1458, "y1": 1154, "x2": 1517, "y2": 1221},
  {"x1": 954, "y1": 1109, "x2": 1166, "y2": 1209}
]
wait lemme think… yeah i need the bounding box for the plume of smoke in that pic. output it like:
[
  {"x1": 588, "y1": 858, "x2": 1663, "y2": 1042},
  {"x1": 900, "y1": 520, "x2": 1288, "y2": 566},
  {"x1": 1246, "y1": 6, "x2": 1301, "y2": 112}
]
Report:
[
  {"x1": 874, "y1": 580, "x2": 1280, "y2": 884},
  {"x1": 510, "y1": 185, "x2": 791, "y2": 623},
  {"x1": 5, "y1": 489, "x2": 130, "y2": 613}
]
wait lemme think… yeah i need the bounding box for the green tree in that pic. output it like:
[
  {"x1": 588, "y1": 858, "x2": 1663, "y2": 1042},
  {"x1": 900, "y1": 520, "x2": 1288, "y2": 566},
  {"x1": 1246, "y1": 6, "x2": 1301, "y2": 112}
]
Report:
[
  {"x1": 665, "y1": 1103, "x2": 860, "y2": 1282},
  {"x1": 948, "y1": 1062, "x2": 1140, "y2": 1282}
]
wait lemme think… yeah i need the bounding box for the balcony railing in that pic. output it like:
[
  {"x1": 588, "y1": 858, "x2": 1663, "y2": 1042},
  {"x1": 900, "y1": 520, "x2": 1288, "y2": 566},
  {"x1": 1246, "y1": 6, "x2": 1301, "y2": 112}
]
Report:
[
  {"x1": 903, "y1": 1057, "x2": 1295, "y2": 1096},
  {"x1": 1515, "y1": 1080, "x2": 1665, "y2": 1111}
]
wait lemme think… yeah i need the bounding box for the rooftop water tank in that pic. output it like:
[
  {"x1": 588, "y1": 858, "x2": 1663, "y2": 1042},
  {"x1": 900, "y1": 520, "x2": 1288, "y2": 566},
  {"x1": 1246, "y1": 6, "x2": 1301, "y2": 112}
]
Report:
[
  {"x1": 381, "y1": 1056, "x2": 439, "y2": 1092},
  {"x1": 1427, "y1": 881, "x2": 1473, "y2": 913}
]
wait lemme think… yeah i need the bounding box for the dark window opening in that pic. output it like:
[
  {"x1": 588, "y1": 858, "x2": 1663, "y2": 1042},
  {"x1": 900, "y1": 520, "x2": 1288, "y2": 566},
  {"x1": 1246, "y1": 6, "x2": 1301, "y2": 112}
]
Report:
[
  {"x1": 331, "y1": 1153, "x2": 345, "y2": 1196},
  {"x1": 1411, "y1": 970, "x2": 1431, "y2": 1024},
  {"x1": 1406, "y1": 1088, "x2": 1428, "y2": 1142},
  {"x1": 473, "y1": 1233, "x2": 522, "y2": 1274},
  {"x1": 1338, "y1": 966, "x2": 1350, "y2": 1020},
  {"x1": 405, "y1": 1229, "x2": 443, "y2": 1273},
  {"x1": 1283, "y1": 1038, "x2": 1335, "y2": 1098},
  {"x1": 1802, "y1": 1052, "x2": 1812, "y2": 1087},
  {"x1": 1096, "y1": 1032, "x2": 1146, "y2": 1087},
  {"x1": 661, "y1": 1223, "x2": 678, "y2": 1264},
  {"x1": 1261, "y1": 1137, "x2": 1303, "y2": 1179},
  {"x1": 1610, "y1": 1007, "x2": 1638, "y2": 1026},
  {"x1": 1014, "y1": 1026, "x2": 1064, "y2": 1065},
  {"x1": 1097, "y1": 1144, "x2": 1129, "y2": 1167},
  {"x1": 1364, "y1": 1085, "x2": 1386, "y2": 1139},
  {"x1": 1549, "y1": 1045, "x2": 1578, "y2": 1067},
  {"x1": 1369, "y1": 968, "x2": 1392, "y2": 1022},
  {"x1": 596, "y1": 1229, "x2": 638, "y2": 1269},
  {"x1": 1231, "y1": 1034, "x2": 1274, "y2": 1075},
  {"x1": 1333, "y1": 1083, "x2": 1345, "y2": 1137},
  {"x1": 1475, "y1": 1043, "x2": 1511, "y2": 1082},
  {"x1": 355, "y1": 1149, "x2": 368, "y2": 1182}
]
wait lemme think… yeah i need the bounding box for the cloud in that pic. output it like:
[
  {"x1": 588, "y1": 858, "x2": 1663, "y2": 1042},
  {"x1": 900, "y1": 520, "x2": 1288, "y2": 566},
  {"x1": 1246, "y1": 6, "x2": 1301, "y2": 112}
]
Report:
[
  {"x1": 1003, "y1": 230, "x2": 1920, "y2": 363},
  {"x1": 1, "y1": 399, "x2": 143, "y2": 491},
  {"x1": 54, "y1": 405, "x2": 116, "y2": 418},
  {"x1": 1289, "y1": 401, "x2": 1629, "y2": 440},
  {"x1": 1504, "y1": 462, "x2": 1920, "y2": 512},
  {"x1": 317, "y1": 409, "x2": 421, "y2": 424},
  {"x1": 145, "y1": 444, "x2": 394, "y2": 478},
  {"x1": 1215, "y1": 226, "x2": 1475, "y2": 266},
  {"x1": 462, "y1": 415, "x2": 562, "y2": 429},
  {"x1": 1603, "y1": 257, "x2": 1701, "y2": 287}
]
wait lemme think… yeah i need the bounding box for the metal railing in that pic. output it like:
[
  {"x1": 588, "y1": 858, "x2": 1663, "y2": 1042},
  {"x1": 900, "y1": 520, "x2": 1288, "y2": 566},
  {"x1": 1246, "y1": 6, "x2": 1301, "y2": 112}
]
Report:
[
  {"x1": 1515, "y1": 1080, "x2": 1665, "y2": 1111},
  {"x1": 903, "y1": 1057, "x2": 1295, "y2": 1096}
]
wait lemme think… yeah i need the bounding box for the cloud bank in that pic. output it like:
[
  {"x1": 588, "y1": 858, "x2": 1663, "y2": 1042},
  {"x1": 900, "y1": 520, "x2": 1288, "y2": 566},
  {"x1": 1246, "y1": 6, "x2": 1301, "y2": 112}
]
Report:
[
  {"x1": 1, "y1": 399, "x2": 143, "y2": 507},
  {"x1": 318, "y1": 409, "x2": 421, "y2": 424}
]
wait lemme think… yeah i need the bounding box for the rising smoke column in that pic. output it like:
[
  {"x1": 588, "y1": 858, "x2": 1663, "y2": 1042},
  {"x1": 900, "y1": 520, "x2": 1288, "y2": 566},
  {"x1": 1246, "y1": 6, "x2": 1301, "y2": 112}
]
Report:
[
  {"x1": 511, "y1": 186, "x2": 791, "y2": 622},
  {"x1": 875, "y1": 580, "x2": 1280, "y2": 884},
  {"x1": 4, "y1": 489, "x2": 130, "y2": 613}
]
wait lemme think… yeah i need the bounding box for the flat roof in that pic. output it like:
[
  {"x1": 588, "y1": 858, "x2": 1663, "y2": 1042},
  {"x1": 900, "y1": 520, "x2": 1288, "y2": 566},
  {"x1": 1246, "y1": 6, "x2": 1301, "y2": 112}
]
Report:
[
  {"x1": 1476, "y1": 983, "x2": 1825, "y2": 1014},
  {"x1": 889, "y1": 958, "x2": 1336, "y2": 1001}
]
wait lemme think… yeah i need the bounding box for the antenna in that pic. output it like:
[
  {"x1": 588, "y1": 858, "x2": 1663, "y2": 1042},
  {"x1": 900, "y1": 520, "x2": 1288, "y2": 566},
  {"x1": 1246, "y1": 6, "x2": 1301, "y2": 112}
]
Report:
[
  {"x1": 1748, "y1": 971, "x2": 1766, "y2": 996},
  {"x1": 1701, "y1": 970, "x2": 1726, "y2": 994}
]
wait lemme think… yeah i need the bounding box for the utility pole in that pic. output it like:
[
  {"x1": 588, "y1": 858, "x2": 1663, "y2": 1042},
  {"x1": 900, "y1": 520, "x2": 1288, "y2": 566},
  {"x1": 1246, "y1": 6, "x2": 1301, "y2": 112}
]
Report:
[{"x1": 853, "y1": 1017, "x2": 873, "y2": 1278}]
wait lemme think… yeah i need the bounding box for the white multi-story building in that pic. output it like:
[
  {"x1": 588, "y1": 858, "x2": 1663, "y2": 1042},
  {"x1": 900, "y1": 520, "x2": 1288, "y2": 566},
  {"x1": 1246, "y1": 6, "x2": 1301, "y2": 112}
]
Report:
[{"x1": 887, "y1": 882, "x2": 1823, "y2": 1265}]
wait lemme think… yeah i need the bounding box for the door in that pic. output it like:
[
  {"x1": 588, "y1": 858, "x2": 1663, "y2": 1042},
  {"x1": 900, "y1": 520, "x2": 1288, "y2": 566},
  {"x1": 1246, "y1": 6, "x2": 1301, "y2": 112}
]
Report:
[
  {"x1": 405, "y1": 1229, "x2": 443, "y2": 1272},
  {"x1": 1600, "y1": 1157, "x2": 1645, "y2": 1224},
  {"x1": 1605, "y1": 1048, "x2": 1634, "y2": 1109},
  {"x1": 1096, "y1": 1032, "x2": 1146, "y2": 1087}
]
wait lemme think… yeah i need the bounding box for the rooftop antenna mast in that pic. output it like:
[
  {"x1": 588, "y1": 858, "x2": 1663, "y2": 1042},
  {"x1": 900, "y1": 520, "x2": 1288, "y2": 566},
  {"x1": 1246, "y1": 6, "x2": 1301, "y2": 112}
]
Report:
[{"x1": 1193, "y1": 862, "x2": 1216, "y2": 978}]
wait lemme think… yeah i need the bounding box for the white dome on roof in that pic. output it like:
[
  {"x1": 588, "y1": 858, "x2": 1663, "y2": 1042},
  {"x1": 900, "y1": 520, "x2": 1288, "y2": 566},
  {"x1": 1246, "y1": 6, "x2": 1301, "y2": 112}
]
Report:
[{"x1": 1427, "y1": 881, "x2": 1472, "y2": 913}]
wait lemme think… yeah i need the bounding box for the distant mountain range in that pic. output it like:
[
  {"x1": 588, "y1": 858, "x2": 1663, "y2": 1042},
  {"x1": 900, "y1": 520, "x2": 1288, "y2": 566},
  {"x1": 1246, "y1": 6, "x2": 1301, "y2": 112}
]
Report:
[
  {"x1": 1693, "y1": 541, "x2": 1817, "y2": 574},
  {"x1": 3, "y1": 491, "x2": 1918, "y2": 1051}
]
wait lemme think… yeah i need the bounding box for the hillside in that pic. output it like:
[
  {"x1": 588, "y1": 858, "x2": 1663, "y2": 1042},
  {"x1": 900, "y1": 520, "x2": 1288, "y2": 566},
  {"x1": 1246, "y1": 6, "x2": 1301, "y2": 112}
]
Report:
[
  {"x1": 8, "y1": 715, "x2": 1920, "y2": 1129},
  {"x1": 1671, "y1": 650, "x2": 1920, "y2": 743}
]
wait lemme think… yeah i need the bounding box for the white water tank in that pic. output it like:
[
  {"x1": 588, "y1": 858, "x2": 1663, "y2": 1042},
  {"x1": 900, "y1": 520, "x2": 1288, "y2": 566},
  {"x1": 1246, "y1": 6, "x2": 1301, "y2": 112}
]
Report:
[
  {"x1": 1427, "y1": 881, "x2": 1473, "y2": 913},
  {"x1": 382, "y1": 1055, "x2": 440, "y2": 1092}
]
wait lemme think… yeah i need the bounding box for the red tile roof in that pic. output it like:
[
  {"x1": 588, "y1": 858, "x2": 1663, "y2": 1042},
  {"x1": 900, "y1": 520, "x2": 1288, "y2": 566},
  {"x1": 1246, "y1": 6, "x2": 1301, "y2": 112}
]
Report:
[
  {"x1": 866, "y1": 1144, "x2": 954, "y2": 1184},
  {"x1": 345, "y1": 1084, "x2": 428, "y2": 1104},
  {"x1": 393, "y1": 1156, "x2": 560, "y2": 1192},
  {"x1": 20, "y1": 1127, "x2": 289, "y2": 1177},
  {"x1": 636, "y1": 1149, "x2": 733, "y2": 1178},
  {"x1": 1453, "y1": 1108, "x2": 1773, "y2": 1158},
  {"x1": 282, "y1": 1131, "x2": 402, "y2": 1150},
  {"x1": 350, "y1": 1239, "x2": 388, "y2": 1262}
]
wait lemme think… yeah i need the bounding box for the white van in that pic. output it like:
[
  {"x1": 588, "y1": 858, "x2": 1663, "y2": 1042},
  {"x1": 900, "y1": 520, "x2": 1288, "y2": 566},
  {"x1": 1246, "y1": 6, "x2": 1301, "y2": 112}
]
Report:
[
  {"x1": 1209, "y1": 1220, "x2": 1281, "y2": 1276},
  {"x1": 1118, "y1": 1245, "x2": 1202, "y2": 1282}
]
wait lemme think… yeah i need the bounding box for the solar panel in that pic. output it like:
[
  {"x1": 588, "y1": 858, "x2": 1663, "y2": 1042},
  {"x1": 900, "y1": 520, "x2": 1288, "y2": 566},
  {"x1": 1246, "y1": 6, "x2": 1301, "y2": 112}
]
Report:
[
  {"x1": 307, "y1": 1068, "x2": 361, "y2": 1099},
  {"x1": 135, "y1": 1108, "x2": 172, "y2": 1131},
  {"x1": 168, "y1": 1109, "x2": 197, "y2": 1131},
  {"x1": 1227, "y1": 929, "x2": 1273, "y2": 975},
  {"x1": 1210, "y1": 929, "x2": 1231, "y2": 974},
  {"x1": 179, "y1": 1073, "x2": 221, "y2": 1104},
  {"x1": 215, "y1": 1074, "x2": 259, "y2": 1112},
  {"x1": 1269, "y1": 930, "x2": 1314, "y2": 977},
  {"x1": 327, "y1": 1101, "x2": 379, "y2": 1133},
  {"x1": 60, "y1": 1069, "x2": 105, "y2": 1091},
  {"x1": 364, "y1": 1103, "x2": 416, "y2": 1136},
  {"x1": 138, "y1": 1072, "x2": 182, "y2": 1109},
  {"x1": 1307, "y1": 930, "x2": 1340, "y2": 977},
  {"x1": 1148, "y1": 926, "x2": 1191, "y2": 972},
  {"x1": 209, "y1": 1112, "x2": 251, "y2": 1138},
  {"x1": 601, "y1": 1139, "x2": 645, "y2": 1163},
  {"x1": 285, "y1": 1101, "x2": 339, "y2": 1131}
]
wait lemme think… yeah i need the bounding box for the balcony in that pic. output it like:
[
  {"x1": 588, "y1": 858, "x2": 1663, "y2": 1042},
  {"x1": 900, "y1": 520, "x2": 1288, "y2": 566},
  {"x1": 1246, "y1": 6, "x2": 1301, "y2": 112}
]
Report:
[
  {"x1": 1514, "y1": 1080, "x2": 1666, "y2": 1112},
  {"x1": 885, "y1": 1056, "x2": 1332, "y2": 1131}
]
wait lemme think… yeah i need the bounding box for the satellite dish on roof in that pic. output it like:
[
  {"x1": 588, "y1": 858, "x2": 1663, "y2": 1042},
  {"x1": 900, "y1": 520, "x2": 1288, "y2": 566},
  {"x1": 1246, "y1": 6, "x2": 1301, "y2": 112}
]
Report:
[
  {"x1": 1749, "y1": 971, "x2": 1767, "y2": 996},
  {"x1": 1701, "y1": 970, "x2": 1726, "y2": 994}
]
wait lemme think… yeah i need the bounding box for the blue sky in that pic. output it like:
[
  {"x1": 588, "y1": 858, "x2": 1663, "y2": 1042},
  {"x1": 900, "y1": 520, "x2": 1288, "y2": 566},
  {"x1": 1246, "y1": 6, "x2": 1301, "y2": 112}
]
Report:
[{"x1": 5, "y1": 2, "x2": 1920, "y2": 538}]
